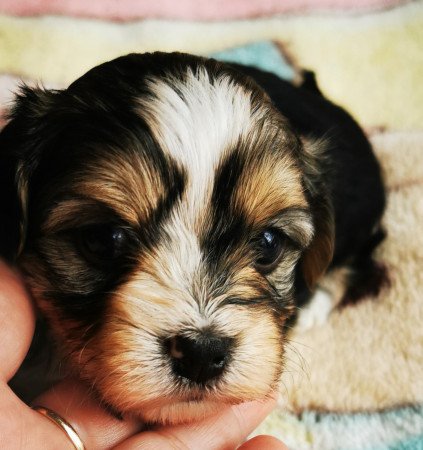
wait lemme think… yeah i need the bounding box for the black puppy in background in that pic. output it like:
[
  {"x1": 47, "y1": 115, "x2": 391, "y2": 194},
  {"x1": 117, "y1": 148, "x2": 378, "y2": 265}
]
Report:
[{"x1": 0, "y1": 53, "x2": 385, "y2": 424}]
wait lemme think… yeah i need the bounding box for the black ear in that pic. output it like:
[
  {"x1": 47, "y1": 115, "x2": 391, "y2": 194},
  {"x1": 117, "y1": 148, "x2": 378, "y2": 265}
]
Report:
[
  {"x1": 299, "y1": 137, "x2": 335, "y2": 288},
  {"x1": 0, "y1": 86, "x2": 57, "y2": 261}
]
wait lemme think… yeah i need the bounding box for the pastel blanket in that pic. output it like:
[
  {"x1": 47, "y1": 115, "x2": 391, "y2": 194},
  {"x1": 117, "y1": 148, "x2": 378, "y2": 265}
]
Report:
[
  {"x1": 0, "y1": 3, "x2": 422, "y2": 130},
  {"x1": 0, "y1": 0, "x2": 409, "y2": 21}
]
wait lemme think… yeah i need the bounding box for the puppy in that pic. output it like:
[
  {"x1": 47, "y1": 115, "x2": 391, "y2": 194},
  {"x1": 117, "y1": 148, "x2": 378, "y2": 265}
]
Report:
[{"x1": 0, "y1": 52, "x2": 385, "y2": 424}]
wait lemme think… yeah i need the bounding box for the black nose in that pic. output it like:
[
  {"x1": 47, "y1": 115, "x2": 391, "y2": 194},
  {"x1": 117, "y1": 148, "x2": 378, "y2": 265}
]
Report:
[{"x1": 167, "y1": 334, "x2": 232, "y2": 384}]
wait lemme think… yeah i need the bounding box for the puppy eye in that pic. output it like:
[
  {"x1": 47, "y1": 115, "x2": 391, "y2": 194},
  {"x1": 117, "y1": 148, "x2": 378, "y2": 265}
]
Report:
[
  {"x1": 253, "y1": 229, "x2": 286, "y2": 274},
  {"x1": 76, "y1": 225, "x2": 129, "y2": 265}
]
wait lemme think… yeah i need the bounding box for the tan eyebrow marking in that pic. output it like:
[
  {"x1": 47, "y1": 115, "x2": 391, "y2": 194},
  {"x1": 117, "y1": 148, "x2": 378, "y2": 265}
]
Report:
[
  {"x1": 42, "y1": 148, "x2": 169, "y2": 232},
  {"x1": 43, "y1": 198, "x2": 125, "y2": 232},
  {"x1": 233, "y1": 150, "x2": 308, "y2": 228}
]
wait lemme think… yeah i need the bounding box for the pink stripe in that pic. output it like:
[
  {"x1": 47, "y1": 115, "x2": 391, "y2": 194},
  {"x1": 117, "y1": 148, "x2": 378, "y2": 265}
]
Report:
[{"x1": 0, "y1": 0, "x2": 408, "y2": 21}]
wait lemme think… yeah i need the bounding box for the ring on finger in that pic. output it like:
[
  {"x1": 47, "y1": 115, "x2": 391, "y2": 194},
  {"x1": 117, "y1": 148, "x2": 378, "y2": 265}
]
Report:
[{"x1": 33, "y1": 406, "x2": 85, "y2": 450}]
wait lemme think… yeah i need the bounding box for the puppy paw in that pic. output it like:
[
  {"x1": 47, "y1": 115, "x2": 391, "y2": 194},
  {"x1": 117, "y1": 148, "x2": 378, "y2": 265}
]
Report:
[{"x1": 296, "y1": 288, "x2": 333, "y2": 332}]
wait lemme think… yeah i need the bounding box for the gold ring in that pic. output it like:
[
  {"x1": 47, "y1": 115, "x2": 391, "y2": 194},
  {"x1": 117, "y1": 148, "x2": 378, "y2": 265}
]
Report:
[{"x1": 33, "y1": 406, "x2": 85, "y2": 450}]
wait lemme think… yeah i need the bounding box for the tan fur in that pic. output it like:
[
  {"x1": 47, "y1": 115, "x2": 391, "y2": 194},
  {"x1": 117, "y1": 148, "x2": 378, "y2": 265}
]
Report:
[
  {"x1": 58, "y1": 149, "x2": 166, "y2": 228},
  {"x1": 301, "y1": 218, "x2": 334, "y2": 288},
  {"x1": 234, "y1": 151, "x2": 307, "y2": 227},
  {"x1": 16, "y1": 162, "x2": 29, "y2": 256},
  {"x1": 300, "y1": 138, "x2": 335, "y2": 287},
  {"x1": 73, "y1": 264, "x2": 285, "y2": 422}
]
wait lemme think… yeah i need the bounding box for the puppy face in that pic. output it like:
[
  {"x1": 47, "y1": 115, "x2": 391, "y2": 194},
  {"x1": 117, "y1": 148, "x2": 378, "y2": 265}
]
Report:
[{"x1": 0, "y1": 53, "x2": 332, "y2": 423}]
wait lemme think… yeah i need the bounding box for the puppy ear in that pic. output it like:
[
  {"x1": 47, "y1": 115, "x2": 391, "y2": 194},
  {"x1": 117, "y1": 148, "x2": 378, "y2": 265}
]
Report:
[
  {"x1": 300, "y1": 137, "x2": 335, "y2": 288},
  {"x1": 0, "y1": 85, "x2": 57, "y2": 261}
]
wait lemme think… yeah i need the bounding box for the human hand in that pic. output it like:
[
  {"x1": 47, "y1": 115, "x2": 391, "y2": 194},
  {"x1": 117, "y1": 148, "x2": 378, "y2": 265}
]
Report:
[{"x1": 0, "y1": 260, "x2": 288, "y2": 449}]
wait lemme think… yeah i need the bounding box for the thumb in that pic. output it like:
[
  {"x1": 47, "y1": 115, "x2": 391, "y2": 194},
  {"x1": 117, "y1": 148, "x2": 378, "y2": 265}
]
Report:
[
  {"x1": 0, "y1": 260, "x2": 35, "y2": 382},
  {"x1": 240, "y1": 435, "x2": 289, "y2": 450}
]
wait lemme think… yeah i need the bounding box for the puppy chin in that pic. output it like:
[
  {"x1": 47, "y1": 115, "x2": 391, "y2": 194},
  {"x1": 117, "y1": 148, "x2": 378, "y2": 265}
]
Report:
[
  {"x1": 136, "y1": 400, "x2": 225, "y2": 425},
  {"x1": 123, "y1": 384, "x2": 278, "y2": 424}
]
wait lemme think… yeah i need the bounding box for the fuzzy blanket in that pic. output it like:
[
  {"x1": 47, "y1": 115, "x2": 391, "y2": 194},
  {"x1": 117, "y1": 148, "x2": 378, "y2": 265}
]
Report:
[
  {"x1": 0, "y1": 0, "x2": 410, "y2": 21},
  {"x1": 0, "y1": 3, "x2": 422, "y2": 130},
  {"x1": 1, "y1": 2, "x2": 422, "y2": 448},
  {"x1": 254, "y1": 129, "x2": 423, "y2": 448}
]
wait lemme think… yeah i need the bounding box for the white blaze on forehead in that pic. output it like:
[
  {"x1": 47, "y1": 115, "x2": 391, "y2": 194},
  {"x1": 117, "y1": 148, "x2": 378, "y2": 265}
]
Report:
[
  {"x1": 137, "y1": 67, "x2": 258, "y2": 217},
  {"x1": 136, "y1": 67, "x2": 263, "y2": 299}
]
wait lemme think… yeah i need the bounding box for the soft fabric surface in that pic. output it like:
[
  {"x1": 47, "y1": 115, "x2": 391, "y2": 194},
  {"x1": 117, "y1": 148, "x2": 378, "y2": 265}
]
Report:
[
  {"x1": 280, "y1": 130, "x2": 423, "y2": 413},
  {"x1": 0, "y1": 0, "x2": 409, "y2": 21},
  {"x1": 1, "y1": 3, "x2": 422, "y2": 449},
  {"x1": 211, "y1": 42, "x2": 298, "y2": 82},
  {"x1": 267, "y1": 130, "x2": 423, "y2": 448},
  {"x1": 255, "y1": 405, "x2": 423, "y2": 449},
  {"x1": 0, "y1": 3, "x2": 422, "y2": 130}
]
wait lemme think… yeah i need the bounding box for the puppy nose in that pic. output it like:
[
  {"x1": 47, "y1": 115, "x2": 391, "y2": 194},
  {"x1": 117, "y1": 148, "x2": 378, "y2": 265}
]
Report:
[{"x1": 167, "y1": 334, "x2": 232, "y2": 384}]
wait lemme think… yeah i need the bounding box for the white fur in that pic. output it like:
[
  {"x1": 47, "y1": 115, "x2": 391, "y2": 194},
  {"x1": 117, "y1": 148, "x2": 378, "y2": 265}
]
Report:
[
  {"x1": 137, "y1": 68, "x2": 262, "y2": 224},
  {"x1": 296, "y1": 288, "x2": 334, "y2": 331},
  {"x1": 135, "y1": 68, "x2": 264, "y2": 327}
]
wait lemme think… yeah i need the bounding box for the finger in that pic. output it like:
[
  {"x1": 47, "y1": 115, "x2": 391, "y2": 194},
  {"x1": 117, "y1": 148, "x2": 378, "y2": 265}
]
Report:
[
  {"x1": 239, "y1": 435, "x2": 289, "y2": 450},
  {"x1": 34, "y1": 379, "x2": 142, "y2": 450},
  {"x1": 114, "y1": 397, "x2": 277, "y2": 450},
  {"x1": 0, "y1": 260, "x2": 35, "y2": 381},
  {"x1": 0, "y1": 261, "x2": 72, "y2": 449},
  {"x1": 0, "y1": 383, "x2": 76, "y2": 449}
]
